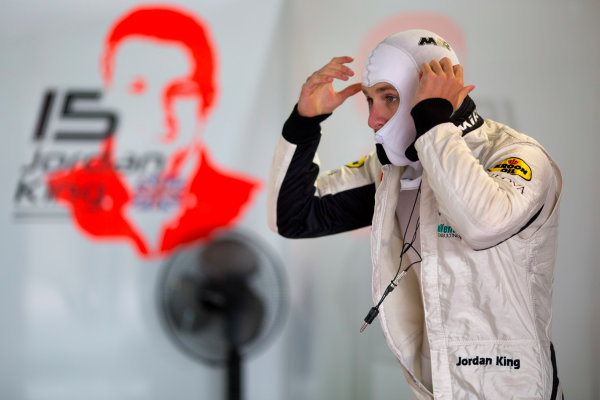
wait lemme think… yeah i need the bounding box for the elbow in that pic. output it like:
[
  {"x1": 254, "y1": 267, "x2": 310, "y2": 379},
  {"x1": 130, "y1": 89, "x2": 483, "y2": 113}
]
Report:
[
  {"x1": 275, "y1": 219, "x2": 308, "y2": 239},
  {"x1": 268, "y1": 213, "x2": 303, "y2": 239},
  {"x1": 268, "y1": 211, "x2": 302, "y2": 239},
  {"x1": 453, "y1": 192, "x2": 518, "y2": 250},
  {"x1": 454, "y1": 220, "x2": 517, "y2": 251},
  {"x1": 461, "y1": 231, "x2": 502, "y2": 251}
]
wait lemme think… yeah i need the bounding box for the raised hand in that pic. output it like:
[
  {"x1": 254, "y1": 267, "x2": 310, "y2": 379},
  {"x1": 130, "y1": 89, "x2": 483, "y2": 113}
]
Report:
[
  {"x1": 297, "y1": 56, "x2": 362, "y2": 117},
  {"x1": 413, "y1": 57, "x2": 475, "y2": 111}
]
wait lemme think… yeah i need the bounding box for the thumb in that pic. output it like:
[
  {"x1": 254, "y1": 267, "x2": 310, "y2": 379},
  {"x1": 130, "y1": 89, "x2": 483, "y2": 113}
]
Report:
[
  {"x1": 337, "y1": 82, "x2": 362, "y2": 100},
  {"x1": 456, "y1": 85, "x2": 475, "y2": 110},
  {"x1": 462, "y1": 84, "x2": 475, "y2": 97}
]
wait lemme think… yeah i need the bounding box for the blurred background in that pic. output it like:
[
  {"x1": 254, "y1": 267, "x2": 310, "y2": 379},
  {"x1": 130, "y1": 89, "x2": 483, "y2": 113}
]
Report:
[{"x1": 1, "y1": 0, "x2": 598, "y2": 399}]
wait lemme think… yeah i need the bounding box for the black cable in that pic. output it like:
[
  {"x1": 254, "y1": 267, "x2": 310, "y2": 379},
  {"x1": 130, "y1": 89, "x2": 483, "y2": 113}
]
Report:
[{"x1": 360, "y1": 183, "x2": 422, "y2": 333}]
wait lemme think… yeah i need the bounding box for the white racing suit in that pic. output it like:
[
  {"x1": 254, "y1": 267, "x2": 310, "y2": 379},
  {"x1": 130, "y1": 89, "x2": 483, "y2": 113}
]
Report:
[{"x1": 267, "y1": 97, "x2": 563, "y2": 399}]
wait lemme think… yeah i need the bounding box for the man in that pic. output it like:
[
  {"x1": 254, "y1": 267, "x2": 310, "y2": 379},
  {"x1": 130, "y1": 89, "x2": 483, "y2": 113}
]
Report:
[
  {"x1": 49, "y1": 6, "x2": 260, "y2": 257},
  {"x1": 267, "y1": 29, "x2": 563, "y2": 399}
]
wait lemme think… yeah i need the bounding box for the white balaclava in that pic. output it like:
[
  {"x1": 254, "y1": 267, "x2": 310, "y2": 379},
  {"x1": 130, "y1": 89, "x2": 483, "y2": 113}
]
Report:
[{"x1": 362, "y1": 29, "x2": 459, "y2": 167}]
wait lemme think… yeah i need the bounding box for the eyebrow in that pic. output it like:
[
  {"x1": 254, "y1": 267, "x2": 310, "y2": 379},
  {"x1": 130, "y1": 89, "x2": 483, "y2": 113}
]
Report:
[
  {"x1": 375, "y1": 84, "x2": 396, "y2": 93},
  {"x1": 362, "y1": 84, "x2": 397, "y2": 95}
]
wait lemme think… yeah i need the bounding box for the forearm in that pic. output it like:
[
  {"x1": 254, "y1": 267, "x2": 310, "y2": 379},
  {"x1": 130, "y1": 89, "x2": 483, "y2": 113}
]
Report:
[
  {"x1": 267, "y1": 106, "x2": 376, "y2": 238},
  {"x1": 412, "y1": 100, "x2": 551, "y2": 249}
]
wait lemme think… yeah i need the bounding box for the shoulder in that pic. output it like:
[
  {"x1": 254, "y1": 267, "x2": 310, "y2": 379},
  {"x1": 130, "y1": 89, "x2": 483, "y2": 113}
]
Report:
[
  {"x1": 314, "y1": 149, "x2": 381, "y2": 196},
  {"x1": 481, "y1": 120, "x2": 554, "y2": 167},
  {"x1": 482, "y1": 119, "x2": 542, "y2": 148},
  {"x1": 480, "y1": 120, "x2": 561, "y2": 193}
]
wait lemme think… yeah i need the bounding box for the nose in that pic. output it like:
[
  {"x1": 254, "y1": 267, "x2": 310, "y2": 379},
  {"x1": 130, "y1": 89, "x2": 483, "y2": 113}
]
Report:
[
  {"x1": 161, "y1": 89, "x2": 178, "y2": 142},
  {"x1": 368, "y1": 104, "x2": 389, "y2": 132}
]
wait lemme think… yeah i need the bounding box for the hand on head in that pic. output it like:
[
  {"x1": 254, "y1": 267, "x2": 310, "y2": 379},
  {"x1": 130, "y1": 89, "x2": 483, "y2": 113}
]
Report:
[
  {"x1": 297, "y1": 56, "x2": 362, "y2": 117},
  {"x1": 413, "y1": 57, "x2": 475, "y2": 111}
]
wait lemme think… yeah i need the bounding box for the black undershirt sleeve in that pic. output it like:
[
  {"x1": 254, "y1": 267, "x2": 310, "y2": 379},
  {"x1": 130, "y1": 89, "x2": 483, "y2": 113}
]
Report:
[
  {"x1": 405, "y1": 98, "x2": 453, "y2": 162},
  {"x1": 276, "y1": 106, "x2": 376, "y2": 238}
]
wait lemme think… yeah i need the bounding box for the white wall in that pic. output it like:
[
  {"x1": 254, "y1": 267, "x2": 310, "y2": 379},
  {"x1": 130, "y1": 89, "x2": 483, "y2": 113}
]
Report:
[{"x1": 0, "y1": 0, "x2": 598, "y2": 399}]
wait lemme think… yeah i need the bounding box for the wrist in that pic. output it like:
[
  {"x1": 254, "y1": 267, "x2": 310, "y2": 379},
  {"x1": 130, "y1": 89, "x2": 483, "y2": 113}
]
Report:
[
  {"x1": 410, "y1": 98, "x2": 453, "y2": 137},
  {"x1": 405, "y1": 98, "x2": 453, "y2": 162},
  {"x1": 282, "y1": 104, "x2": 331, "y2": 144}
]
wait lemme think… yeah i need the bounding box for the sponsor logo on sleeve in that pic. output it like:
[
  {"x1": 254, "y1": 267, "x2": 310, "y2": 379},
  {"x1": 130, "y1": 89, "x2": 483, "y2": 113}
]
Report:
[
  {"x1": 489, "y1": 173, "x2": 525, "y2": 195},
  {"x1": 346, "y1": 156, "x2": 366, "y2": 168},
  {"x1": 488, "y1": 157, "x2": 531, "y2": 181}
]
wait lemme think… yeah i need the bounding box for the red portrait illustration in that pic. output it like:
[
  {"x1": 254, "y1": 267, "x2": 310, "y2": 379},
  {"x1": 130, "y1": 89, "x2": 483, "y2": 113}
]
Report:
[{"x1": 48, "y1": 6, "x2": 261, "y2": 258}]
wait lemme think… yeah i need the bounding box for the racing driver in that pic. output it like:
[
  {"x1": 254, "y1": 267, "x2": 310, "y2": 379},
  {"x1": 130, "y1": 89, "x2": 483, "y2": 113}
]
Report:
[{"x1": 267, "y1": 29, "x2": 564, "y2": 399}]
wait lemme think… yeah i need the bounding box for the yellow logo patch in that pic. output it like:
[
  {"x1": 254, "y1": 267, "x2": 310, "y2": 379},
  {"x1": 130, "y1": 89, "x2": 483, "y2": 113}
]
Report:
[
  {"x1": 346, "y1": 157, "x2": 366, "y2": 168},
  {"x1": 489, "y1": 157, "x2": 532, "y2": 181}
]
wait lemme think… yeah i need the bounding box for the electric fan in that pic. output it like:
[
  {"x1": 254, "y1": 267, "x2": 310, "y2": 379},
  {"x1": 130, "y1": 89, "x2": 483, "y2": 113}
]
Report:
[{"x1": 158, "y1": 231, "x2": 288, "y2": 400}]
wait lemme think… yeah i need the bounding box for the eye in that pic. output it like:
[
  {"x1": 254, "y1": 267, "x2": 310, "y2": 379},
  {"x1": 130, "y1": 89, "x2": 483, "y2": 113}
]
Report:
[
  {"x1": 129, "y1": 76, "x2": 147, "y2": 95},
  {"x1": 365, "y1": 97, "x2": 373, "y2": 108},
  {"x1": 386, "y1": 95, "x2": 398, "y2": 104}
]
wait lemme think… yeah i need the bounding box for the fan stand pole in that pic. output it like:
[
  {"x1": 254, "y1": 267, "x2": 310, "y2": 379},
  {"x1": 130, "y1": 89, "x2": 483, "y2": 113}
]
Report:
[{"x1": 227, "y1": 346, "x2": 241, "y2": 400}]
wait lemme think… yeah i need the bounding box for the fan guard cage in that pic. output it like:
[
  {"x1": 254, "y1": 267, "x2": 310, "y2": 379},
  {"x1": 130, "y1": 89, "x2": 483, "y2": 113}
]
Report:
[{"x1": 158, "y1": 231, "x2": 288, "y2": 365}]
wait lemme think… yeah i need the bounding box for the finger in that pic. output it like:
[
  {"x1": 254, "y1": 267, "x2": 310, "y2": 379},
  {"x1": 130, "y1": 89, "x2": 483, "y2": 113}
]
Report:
[
  {"x1": 303, "y1": 75, "x2": 334, "y2": 92},
  {"x1": 429, "y1": 59, "x2": 443, "y2": 74},
  {"x1": 330, "y1": 56, "x2": 354, "y2": 64},
  {"x1": 453, "y1": 64, "x2": 464, "y2": 84},
  {"x1": 305, "y1": 70, "x2": 331, "y2": 84},
  {"x1": 308, "y1": 75, "x2": 334, "y2": 85},
  {"x1": 420, "y1": 61, "x2": 434, "y2": 76},
  {"x1": 305, "y1": 57, "x2": 355, "y2": 86},
  {"x1": 337, "y1": 82, "x2": 362, "y2": 100},
  {"x1": 439, "y1": 58, "x2": 454, "y2": 76},
  {"x1": 311, "y1": 62, "x2": 354, "y2": 82},
  {"x1": 322, "y1": 63, "x2": 355, "y2": 79},
  {"x1": 313, "y1": 70, "x2": 350, "y2": 83},
  {"x1": 339, "y1": 64, "x2": 355, "y2": 77},
  {"x1": 309, "y1": 65, "x2": 347, "y2": 81},
  {"x1": 303, "y1": 72, "x2": 332, "y2": 87}
]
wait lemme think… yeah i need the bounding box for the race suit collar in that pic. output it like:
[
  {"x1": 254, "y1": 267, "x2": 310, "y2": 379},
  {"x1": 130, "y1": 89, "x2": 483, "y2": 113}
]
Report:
[{"x1": 376, "y1": 143, "x2": 391, "y2": 165}]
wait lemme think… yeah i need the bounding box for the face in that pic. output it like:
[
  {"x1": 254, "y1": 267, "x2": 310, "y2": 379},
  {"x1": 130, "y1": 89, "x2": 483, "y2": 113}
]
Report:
[
  {"x1": 362, "y1": 82, "x2": 400, "y2": 132},
  {"x1": 107, "y1": 40, "x2": 200, "y2": 154}
]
